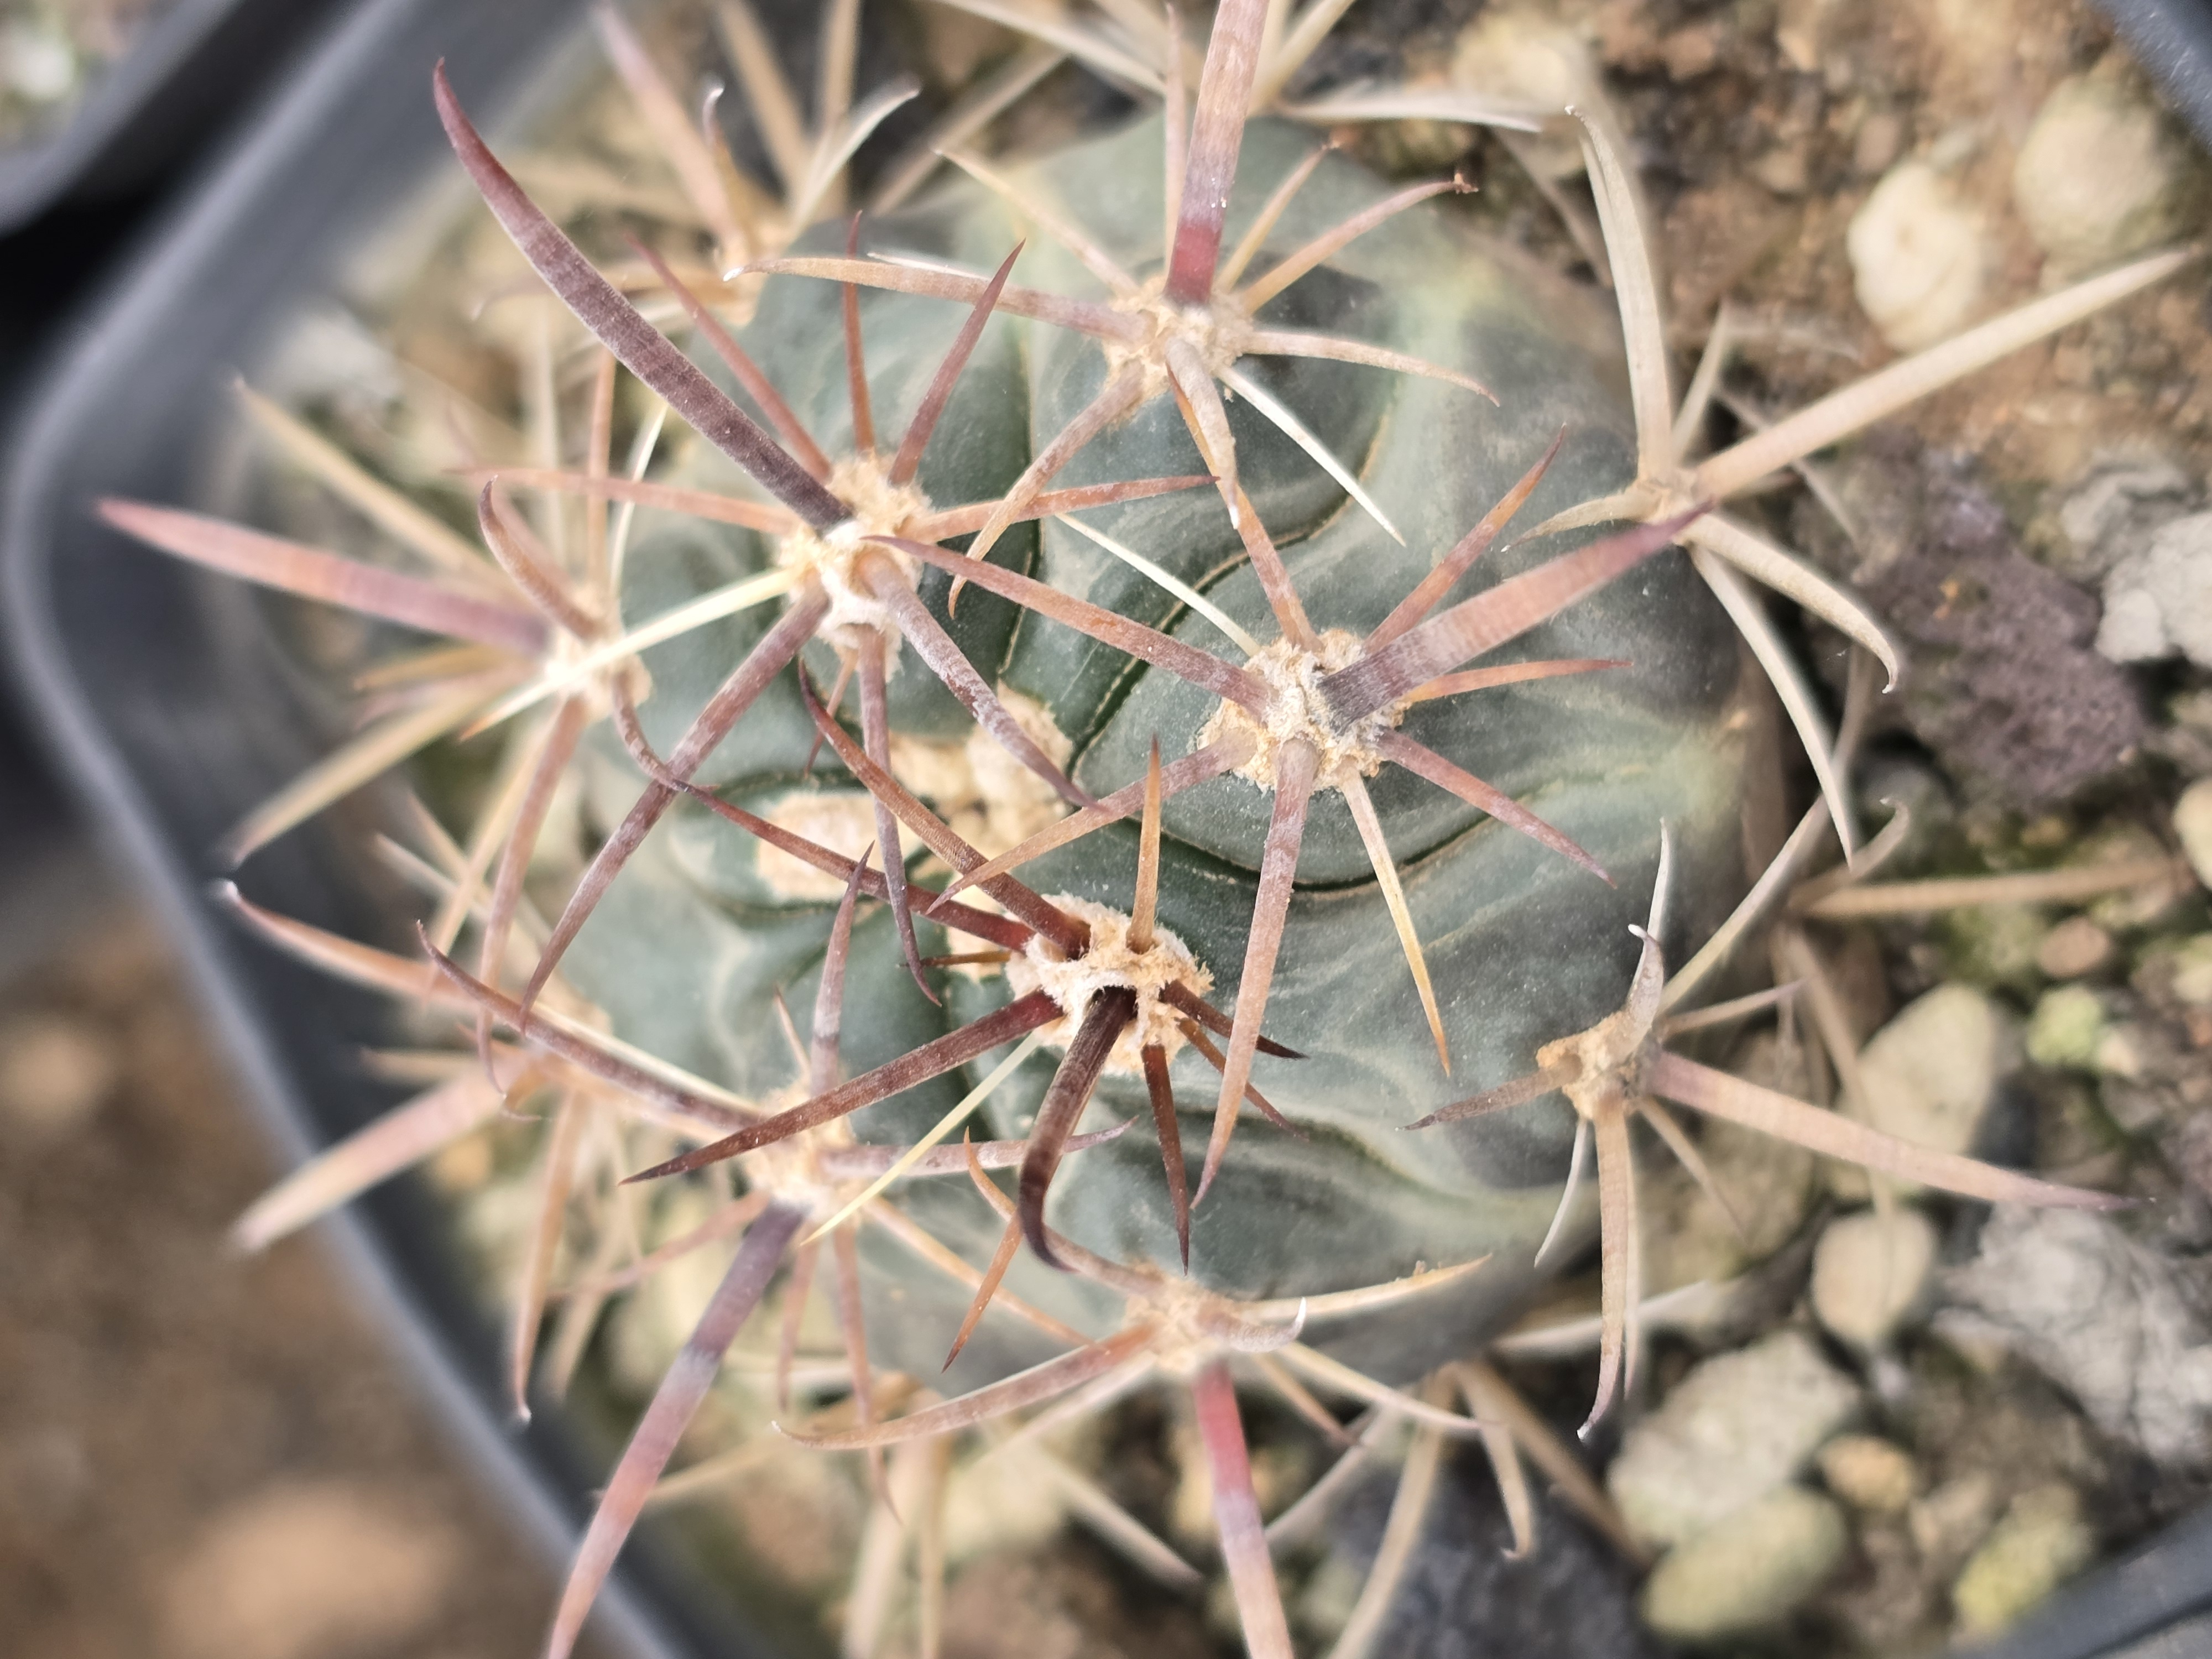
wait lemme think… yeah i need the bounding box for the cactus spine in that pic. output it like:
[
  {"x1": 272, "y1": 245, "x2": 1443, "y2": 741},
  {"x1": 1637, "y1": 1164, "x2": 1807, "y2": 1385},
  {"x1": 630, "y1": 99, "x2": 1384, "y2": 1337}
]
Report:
[{"x1": 91, "y1": 2, "x2": 2180, "y2": 1653}]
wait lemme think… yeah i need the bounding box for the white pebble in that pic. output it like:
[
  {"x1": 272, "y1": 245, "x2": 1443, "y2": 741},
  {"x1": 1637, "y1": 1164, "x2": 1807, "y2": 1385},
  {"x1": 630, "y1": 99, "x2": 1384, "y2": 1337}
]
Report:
[
  {"x1": 1608, "y1": 1329, "x2": 1860, "y2": 1549},
  {"x1": 1939, "y1": 1208, "x2": 2212, "y2": 1465},
  {"x1": 1811, "y1": 1207, "x2": 1938, "y2": 1349},
  {"x1": 1856, "y1": 984, "x2": 2017, "y2": 1182},
  {"x1": 1849, "y1": 160, "x2": 1991, "y2": 351},
  {"x1": 2166, "y1": 934, "x2": 2212, "y2": 1006},
  {"x1": 1641, "y1": 1486, "x2": 1848, "y2": 1641},
  {"x1": 1, "y1": 21, "x2": 76, "y2": 103},
  {"x1": 2176, "y1": 779, "x2": 2212, "y2": 891},
  {"x1": 1448, "y1": 9, "x2": 1596, "y2": 180},
  {"x1": 159, "y1": 1481, "x2": 457, "y2": 1659},
  {"x1": 2098, "y1": 513, "x2": 2212, "y2": 669},
  {"x1": 2015, "y1": 76, "x2": 2179, "y2": 272}
]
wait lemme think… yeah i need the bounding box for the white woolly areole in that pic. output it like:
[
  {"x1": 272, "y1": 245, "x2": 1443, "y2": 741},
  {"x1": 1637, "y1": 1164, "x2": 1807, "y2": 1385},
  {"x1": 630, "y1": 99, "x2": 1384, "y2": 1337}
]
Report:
[
  {"x1": 880, "y1": 687, "x2": 1071, "y2": 875},
  {"x1": 1114, "y1": 1268, "x2": 1303, "y2": 1379},
  {"x1": 738, "y1": 1086, "x2": 857, "y2": 1222},
  {"x1": 1199, "y1": 629, "x2": 1401, "y2": 790},
  {"x1": 1103, "y1": 276, "x2": 1250, "y2": 398},
  {"x1": 961, "y1": 686, "x2": 1073, "y2": 854},
  {"x1": 1005, "y1": 895, "x2": 1212, "y2": 1074},
  {"x1": 755, "y1": 791, "x2": 879, "y2": 900},
  {"x1": 776, "y1": 457, "x2": 928, "y2": 663},
  {"x1": 541, "y1": 624, "x2": 639, "y2": 720}
]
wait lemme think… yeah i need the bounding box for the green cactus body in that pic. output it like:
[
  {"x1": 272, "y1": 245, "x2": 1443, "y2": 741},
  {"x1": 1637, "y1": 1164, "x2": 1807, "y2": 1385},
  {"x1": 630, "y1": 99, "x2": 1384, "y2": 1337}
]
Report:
[
  {"x1": 557, "y1": 108, "x2": 1770, "y2": 1390},
  {"x1": 80, "y1": 5, "x2": 2180, "y2": 1651}
]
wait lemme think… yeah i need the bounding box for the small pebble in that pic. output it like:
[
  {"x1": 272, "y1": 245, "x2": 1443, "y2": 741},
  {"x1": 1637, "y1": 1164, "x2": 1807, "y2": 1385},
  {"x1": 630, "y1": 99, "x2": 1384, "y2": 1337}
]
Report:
[
  {"x1": 2013, "y1": 75, "x2": 2180, "y2": 273},
  {"x1": 1952, "y1": 1484, "x2": 2096, "y2": 1639},
  {"x1": 1817, "y1": 1435, "x2": 1918, "y2": 1514},
  {"x1": 1853, "y1": 110, "x2": 1906, "y2": 178},
  {"x1": 1170, "y1": 1417, "x2": 1218, "y2": 1551},
  {"x1": 1448, "y1": 8, "x2": 1596, "y2": 180},
  {"x1": 2028, "y1": 985, "x2": 2108, "y2": 1070},
  {"x1": 0, "y1": 1011, "x2": 118, "y2": 1139},
  {"x1": 1940, "y1": 902, "x2": 2048, "y2": 992},
  {"x1": 1642, "y1": 1045, "x2": 1817, "y2": 1291},
  {"x1": 1939, "y1": 1209, "x2": 2212, "y2": 1465},
  {"x1": 2094, "y1": 1023, "x2": 2145, "y2": 1080},
  {"x1": 2177, "y1": 779, "x2": 2212, "y2": 890},
  {"x1": 2053, "y1": 455, "x2": 2193, "y2": 583},
  {"x1": 2099, "y1": 515, "x2": 2212, "y2": 670},
  {"x1": 2164, "y1": 933, "x2": 2212, "y2": 1006},
  {"x1": 1911, "y1": 1471, "x2": 2000, "y2": 1572},
  {"x1": 1640, "y1": 1486, "x2": 1848, "y2": 1642},
  {"x1": 1811, "y1": 1208, "x2": 1938, "y2": 1350},
  {"x1": 2083, "y1": 824, "x2": 2192, "y2": 931},
  {"x1": 1660, "y1": 23, "x2": 1723, "y2": 80},
  {"x1": 607, "y1": 1188, "x2": 739, "y2": 1394},
  {"x1": 159, "y1": 1481, "x2": 457, "y2": 1659},
  {"x1": 1, "y1": 19, "x2": 76, "y2": 103},
  {"x1": 1751, "y1": 147, "x2": 1809, "y2": 196},
  {"x1": 1608, "y1": 1330, "x2": 1861, "y2": 1550},
  {"x1": 942, "y1": 1446, "x2": 1072, "y2": 1567},
  {"x1": 1774, "y1": 12, "x2": 1819, "y2": 75},
  {"x1": 1848, "y1": 160, "x2": 1990, "y2": 351},
  {"x1": 712, "y1": 1438, "x2": 865, "y2": 1594},
  {"x1": 2036, "y1": 917, "x2": 2115, "y2": 980},
  {"x1": 1855, "y1": 985, "x2": 2016, "y2": 1183},
  {"x1": 424, "y1": 1131, "x2": 494, "y2": 1193}
]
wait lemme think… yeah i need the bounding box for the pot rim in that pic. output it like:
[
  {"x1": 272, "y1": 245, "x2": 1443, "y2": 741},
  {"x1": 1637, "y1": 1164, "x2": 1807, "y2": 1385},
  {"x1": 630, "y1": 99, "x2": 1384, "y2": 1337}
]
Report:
[
  {"x1": 0, "y1": 1, "x2": 782, "y2": 1653},
  {"x1": 0, "y1": 0, "x2": 276, "y2": 234}
]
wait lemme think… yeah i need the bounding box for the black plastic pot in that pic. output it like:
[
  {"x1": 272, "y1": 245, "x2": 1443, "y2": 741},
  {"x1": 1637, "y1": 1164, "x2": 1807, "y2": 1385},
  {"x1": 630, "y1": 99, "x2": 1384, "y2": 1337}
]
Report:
[
  {"x1": 0, "y1": 0, "x2": 798, "y2": 1653},
  {"x1": 2095, "y1": 0, "x2": 2212, "y2": 154},
  {"x1": 1954, "y1": 1501, "x2": 2212, "y2": 1659},
  {"x1": 0, "y1": 0, "x2": 339, "y2": 234},
  {"x1": 9, "y1": 1, "x2": 2212, "y2": 1657}
]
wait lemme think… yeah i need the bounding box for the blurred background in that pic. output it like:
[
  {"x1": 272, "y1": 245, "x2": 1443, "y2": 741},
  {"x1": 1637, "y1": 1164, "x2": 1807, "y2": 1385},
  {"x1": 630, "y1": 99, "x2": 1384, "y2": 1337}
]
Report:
[{"x1": 0, "y1": 3, "x2": 580, "y2": 1653}]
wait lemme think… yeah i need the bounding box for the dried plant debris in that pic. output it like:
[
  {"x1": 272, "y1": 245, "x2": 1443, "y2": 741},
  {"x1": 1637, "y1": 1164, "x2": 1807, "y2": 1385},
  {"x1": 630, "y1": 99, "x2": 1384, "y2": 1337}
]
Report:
[{"x1": 79, "y1": 0, "x2": 2212, "y2": 1654}]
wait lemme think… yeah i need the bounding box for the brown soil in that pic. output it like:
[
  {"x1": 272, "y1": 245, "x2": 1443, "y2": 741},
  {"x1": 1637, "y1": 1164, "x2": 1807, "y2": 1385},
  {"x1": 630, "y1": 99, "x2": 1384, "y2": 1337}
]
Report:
[{"x1": 0, "y1": 875, "x2": 589, "y2": 1659}]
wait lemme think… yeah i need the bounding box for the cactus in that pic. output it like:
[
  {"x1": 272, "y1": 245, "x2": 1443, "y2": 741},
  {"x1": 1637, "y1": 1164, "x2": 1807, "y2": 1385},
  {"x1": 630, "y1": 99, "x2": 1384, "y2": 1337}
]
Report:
[{"x1": 88, "y1": 2, "x2": 2186, "y2": 1655}]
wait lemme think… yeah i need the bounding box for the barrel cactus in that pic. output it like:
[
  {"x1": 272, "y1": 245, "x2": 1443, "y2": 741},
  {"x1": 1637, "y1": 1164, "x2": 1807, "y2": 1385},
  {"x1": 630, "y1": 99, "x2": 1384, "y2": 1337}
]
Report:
[
  {"x1": 546, "y1": 101, "x2": 1767, "y2": 1315},
  {"x1": 89, "y1": 1, "x2": 2178, "y2": 1653}
]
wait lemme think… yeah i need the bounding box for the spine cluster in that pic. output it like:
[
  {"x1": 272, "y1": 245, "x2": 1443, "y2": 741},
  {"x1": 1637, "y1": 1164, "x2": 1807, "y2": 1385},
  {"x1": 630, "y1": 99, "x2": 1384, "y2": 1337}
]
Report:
[{"x1": 91, "y1": 4, "x2": 2189, "y2": 1654}]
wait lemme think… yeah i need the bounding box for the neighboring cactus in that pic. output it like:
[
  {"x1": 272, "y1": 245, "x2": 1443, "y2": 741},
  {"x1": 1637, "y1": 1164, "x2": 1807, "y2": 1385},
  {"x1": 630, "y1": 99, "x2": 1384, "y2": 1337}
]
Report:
[{"x1": 85, "y1": 2, "x2": 2191, "y2": 1656}]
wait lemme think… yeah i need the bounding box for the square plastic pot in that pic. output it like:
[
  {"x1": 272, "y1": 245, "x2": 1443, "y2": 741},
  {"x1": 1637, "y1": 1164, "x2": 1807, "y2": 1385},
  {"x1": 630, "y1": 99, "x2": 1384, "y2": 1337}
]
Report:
[{"x1": 0, "y1": 0, "x2": 807, "y2": 1653}]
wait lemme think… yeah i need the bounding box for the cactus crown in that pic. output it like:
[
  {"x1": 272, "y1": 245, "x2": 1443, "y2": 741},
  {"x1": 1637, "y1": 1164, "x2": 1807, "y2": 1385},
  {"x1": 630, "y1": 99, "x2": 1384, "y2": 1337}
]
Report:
[{"x1": 87, "y1": 1, "x2": 2188, "y2": 1653}]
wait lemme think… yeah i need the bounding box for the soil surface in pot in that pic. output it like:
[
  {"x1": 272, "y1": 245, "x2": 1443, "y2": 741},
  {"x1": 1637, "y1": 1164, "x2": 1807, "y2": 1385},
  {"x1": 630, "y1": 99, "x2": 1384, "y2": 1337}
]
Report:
[{"x1": 112, "y1": 0, "x2": 2212, "y2": 1654}]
